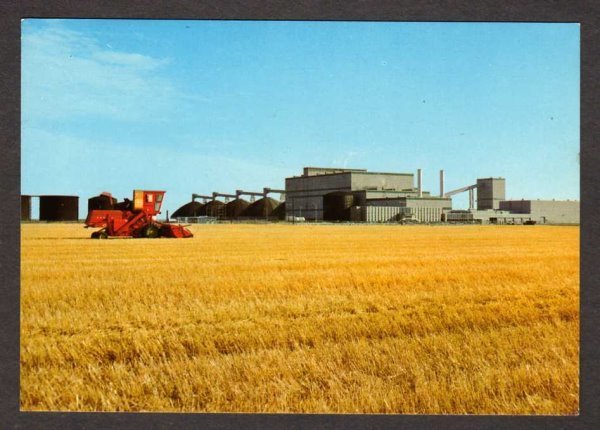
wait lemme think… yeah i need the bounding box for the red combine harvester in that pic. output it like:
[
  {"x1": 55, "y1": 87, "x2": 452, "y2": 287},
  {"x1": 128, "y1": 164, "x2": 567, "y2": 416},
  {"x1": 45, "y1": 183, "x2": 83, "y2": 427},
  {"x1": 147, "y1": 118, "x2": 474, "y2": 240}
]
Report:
[{"x1": 85, "y1": 190, "x2": 193, "y2": 239}]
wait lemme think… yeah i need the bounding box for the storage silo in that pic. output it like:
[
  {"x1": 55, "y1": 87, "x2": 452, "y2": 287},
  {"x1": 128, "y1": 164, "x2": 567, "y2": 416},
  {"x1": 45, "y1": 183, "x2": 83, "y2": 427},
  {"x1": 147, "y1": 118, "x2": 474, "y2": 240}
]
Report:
[
  {"x1": 21, "y1": 195, "x2": 32, "y2": 221},
  {"x1": 171, "y1": 201, "x2": 204, "y2": 218},
  {"x1": 323, "y1": 191, "x2": 355, "y2": 221},
  {"x1": 225, "y1": 198, "x2": 250, "y2": 218},
  {"x1": 39, "y1": 195, "x2": 79, "y2": 221},
  {"x1": 242, "y1": 197, "x2": 280, "y2": 218}
]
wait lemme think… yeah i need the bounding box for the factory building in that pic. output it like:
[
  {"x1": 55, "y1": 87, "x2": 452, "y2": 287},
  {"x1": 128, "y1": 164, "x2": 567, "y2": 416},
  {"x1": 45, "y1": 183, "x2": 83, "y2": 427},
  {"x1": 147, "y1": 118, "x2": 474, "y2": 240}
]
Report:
[
  {"x1": 161, "y1": 165, "x2": 578, "y2": 226},
  {"x1": 445, "y1": 197, "x2": 579, "y2": 225},
  {"x1": 286, "y1": 167, "x2": 416, "y2": 221},
  {"x1": 445, "y1": 209, "x2": 538, "y2": 224},
  {"x1": 498, "y1": 200, "x2": 579, "y2": 224},
  {"x1": 285, "y1": 167, "x2": 450, "y2": 222},
  {"x1": 440, "y1": 174, "x2": 578, "y2": 225},
  {"x1": 351, "y1": 205, "x2": 445, "y2": 223},
  {"x1": 352, "y1": 196, "x2": 452, "y2": 223},
  {"x1": 284, "y1": 166, "x2": 578, "y2": 225},
  {"x1": 477, "y1": 178, "x2": 506, "y2": 210}
]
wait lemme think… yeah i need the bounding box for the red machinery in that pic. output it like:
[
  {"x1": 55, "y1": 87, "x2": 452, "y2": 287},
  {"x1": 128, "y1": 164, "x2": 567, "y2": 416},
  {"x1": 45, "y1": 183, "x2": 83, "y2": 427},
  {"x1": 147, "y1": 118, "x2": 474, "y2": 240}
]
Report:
[{"x1": 85, "y1": 190, "x2": 193, "y2": 239}]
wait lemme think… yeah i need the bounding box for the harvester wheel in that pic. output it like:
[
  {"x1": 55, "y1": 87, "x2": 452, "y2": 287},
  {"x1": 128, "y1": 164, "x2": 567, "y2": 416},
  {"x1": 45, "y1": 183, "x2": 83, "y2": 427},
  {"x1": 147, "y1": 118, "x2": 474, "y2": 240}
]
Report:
[
  {"x1": 91, "y1": 230, "x2": 108, "y2": 239},
  {"x1": 144, "y1": 224, "x2": 160, "y2": 238}
]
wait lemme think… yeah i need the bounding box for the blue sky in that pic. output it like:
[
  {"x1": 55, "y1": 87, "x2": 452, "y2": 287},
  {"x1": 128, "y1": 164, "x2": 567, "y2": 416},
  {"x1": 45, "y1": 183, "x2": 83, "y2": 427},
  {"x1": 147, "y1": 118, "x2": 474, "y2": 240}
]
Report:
[{"x1": 21, "y1": 20, "x2": 579, "y2": 216}]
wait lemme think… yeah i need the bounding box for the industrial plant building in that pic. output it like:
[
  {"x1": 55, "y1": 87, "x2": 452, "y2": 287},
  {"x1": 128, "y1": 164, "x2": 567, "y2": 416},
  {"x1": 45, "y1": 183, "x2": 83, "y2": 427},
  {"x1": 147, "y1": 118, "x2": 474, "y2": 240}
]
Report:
[
  {"x1": 498, "y1": 200, "x2": 580, "y2": 224},
  {"x1": 166, "y1": 165, "x2": 578, "y2": 224},
  {"x1": 286, "y1": 167, "x2": 451, "y2": 223},
  {"x1": 284, "y1": 167, "x2": 579, "y2": 225},
  {"x1": 22, "y1": 166, "x2": 579, "y2": 225}
]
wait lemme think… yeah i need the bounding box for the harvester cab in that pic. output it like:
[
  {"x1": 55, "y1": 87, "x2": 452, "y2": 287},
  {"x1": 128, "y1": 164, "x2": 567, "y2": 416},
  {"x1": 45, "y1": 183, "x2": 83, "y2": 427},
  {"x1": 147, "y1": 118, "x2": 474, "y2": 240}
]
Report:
[
  {"x1": 85, "y1": 190, "x2": 193, "y2": 239},
  {"x1": 134, "y1": 190, "x2": 164, "y2": 216}
]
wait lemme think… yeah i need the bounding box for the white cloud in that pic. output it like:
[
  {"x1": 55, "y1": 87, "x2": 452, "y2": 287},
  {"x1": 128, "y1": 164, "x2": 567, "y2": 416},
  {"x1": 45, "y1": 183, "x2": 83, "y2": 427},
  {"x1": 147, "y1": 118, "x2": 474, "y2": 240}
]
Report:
[
  {"x1": 332, "y1": 150, "x2": 362, "y2": 168},
  {"x1": 21, "y1": 23, "x2": 191, "y2": 122},
  {"x1": 91, "y1": 50, "x2": 170, "y2": 69}
]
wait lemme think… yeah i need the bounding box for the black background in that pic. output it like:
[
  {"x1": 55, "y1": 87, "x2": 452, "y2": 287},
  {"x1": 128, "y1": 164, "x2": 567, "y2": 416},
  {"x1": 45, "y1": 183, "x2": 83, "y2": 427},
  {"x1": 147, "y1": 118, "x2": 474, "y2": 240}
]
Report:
[{"x1": 1, "y1": 1, "x2": 598, "y2": 429}]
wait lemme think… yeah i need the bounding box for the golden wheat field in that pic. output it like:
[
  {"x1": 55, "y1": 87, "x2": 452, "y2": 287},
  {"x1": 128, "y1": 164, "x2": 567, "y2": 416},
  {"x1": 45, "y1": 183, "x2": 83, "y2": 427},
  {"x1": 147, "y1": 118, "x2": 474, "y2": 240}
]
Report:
[{"x1": 20, "y1": 223, "x2": 579, "y2": 414}]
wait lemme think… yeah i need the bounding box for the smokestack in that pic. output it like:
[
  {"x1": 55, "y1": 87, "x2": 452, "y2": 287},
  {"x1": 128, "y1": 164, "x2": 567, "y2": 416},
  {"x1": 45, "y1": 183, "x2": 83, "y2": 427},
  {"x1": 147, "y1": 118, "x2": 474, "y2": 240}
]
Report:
[
  {"x1": 417, "y1": 169, "x2": 423, "y2": 198},
  {"x1": 469, "y1": 188, "x2": 475, "y2": 210},
  {"x1": 439, "y1": 170, "x2": 445, "y2": 197}
]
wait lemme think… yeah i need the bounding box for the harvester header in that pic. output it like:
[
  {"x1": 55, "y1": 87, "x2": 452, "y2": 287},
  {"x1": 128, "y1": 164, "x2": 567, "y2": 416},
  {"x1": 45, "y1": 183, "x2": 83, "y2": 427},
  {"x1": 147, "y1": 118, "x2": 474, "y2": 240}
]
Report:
[{"x1": 85, "y1": 190, "x2": 193, "y2": 239}]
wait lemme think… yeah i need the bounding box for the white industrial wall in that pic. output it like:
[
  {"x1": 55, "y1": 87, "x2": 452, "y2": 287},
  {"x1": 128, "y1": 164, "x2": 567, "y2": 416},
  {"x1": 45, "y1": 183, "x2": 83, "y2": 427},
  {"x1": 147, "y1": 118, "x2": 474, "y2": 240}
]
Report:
[
  {"x1": 351, "y1": 206, "x2": 443, "y2": 223},
  {"x1": 410, "y1": 207, "x2": 443, "y2": 223},
  {"x1": 350, "y1": 173, "x2": 414, "y2": 191},
  {"x1": 528, "y1": 200, "x2": 579, "y2": 224}
]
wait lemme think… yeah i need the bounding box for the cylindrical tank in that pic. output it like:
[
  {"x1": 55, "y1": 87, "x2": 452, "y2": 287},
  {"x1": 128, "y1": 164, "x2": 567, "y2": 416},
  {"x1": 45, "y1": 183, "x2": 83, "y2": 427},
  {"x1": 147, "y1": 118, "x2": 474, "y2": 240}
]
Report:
[
  {"x1": 88, "y1": 193, "x2": 117, "y2": 212},
  {"x1": 323, "y1": 192, "x2": 355, "y2": 221},
  {"x1": 171, "y1": 201, "x2": 204, "y2": 218},
  {"x1": 242, "y1": 197, "x2": 280, "y2": 218},
  {"x1": 39, "y1": 195, "x2": 79, "y2": 221},
  {"x1": 21, "y1": 195, "x2": 32, "y2": 221},
  {"x1": 225, "y1": 198, "x2": 250, "y2": 218}
]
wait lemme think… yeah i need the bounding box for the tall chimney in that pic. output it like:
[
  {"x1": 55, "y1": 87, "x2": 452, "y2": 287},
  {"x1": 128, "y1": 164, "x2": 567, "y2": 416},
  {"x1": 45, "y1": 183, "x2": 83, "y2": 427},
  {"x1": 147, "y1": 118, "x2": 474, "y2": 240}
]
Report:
[
  {"x1": 417, "y1": 169, "x2": 423, "y2": 198},
  {"x1": 439, "y1": 169, "x2": 445, "y2": 197}
]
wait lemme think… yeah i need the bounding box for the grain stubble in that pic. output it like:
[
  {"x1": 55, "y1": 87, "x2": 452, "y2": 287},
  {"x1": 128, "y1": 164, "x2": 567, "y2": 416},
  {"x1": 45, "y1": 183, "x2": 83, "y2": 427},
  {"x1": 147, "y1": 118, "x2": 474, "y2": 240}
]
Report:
[{"x1": 20, "y1": 224, "x2": 579, "y2": 414}]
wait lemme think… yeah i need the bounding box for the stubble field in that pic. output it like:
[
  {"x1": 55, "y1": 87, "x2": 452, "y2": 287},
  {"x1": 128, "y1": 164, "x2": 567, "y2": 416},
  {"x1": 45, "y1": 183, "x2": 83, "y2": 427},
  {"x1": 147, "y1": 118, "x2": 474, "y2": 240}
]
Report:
[{"x1": 20, "y1": 223, "x2": 579, "y2": 414}]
